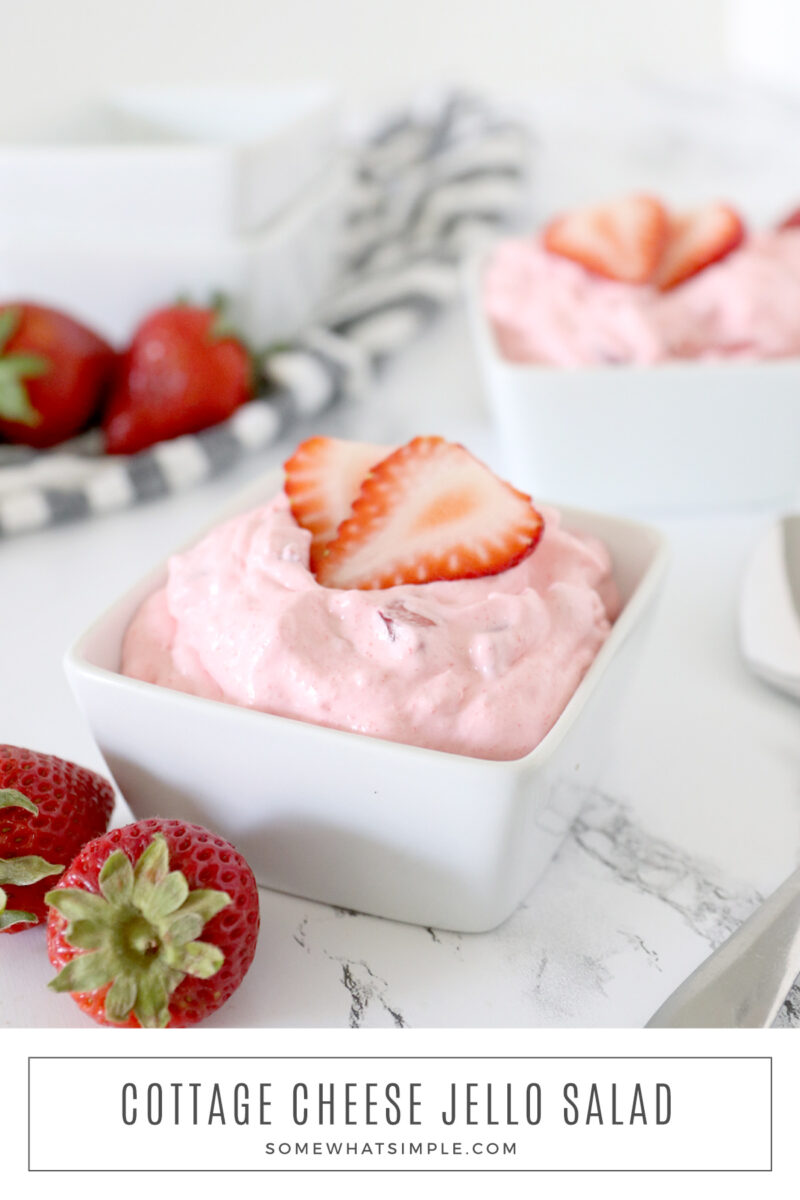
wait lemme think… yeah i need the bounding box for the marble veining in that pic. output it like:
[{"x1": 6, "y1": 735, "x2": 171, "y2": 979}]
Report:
[
  {"x1": 565, "y1": 785, "x2": 799, "y2": 1026},
  {"x1": 569, "y1": 788, "x2": 764, "y2": 949},
  {"x1": 336, "y1": 961, "x2": 407, "y2": 1030},
  {"x1": 219, "y1": 779, "x2": 799, "y2": 1030}
]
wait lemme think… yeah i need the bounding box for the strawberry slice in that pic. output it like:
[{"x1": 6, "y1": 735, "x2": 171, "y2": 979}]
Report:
[
  {"x1": 316, "y1": 436, "x2": 544, "y2": 591},
  {"x1": 777, "y1": 206, "x2": 800, "y2": 231},
  {"x1": 654, "y1": 204, "x2": 745, "y2": 290},
  {"x1": 543, "y1": 194, "x2": 669, "y2": 284},
  {"x1": 284, "y1": 436, "x2": 391, "y2": 571}
]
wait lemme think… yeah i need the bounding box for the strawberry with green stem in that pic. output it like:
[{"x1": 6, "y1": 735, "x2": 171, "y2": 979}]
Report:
[
  {"x1": 0, "y1": 745, "x2": 115, "y2": 934},
  {"x1": 102, "y1": 304, "x2": 254, "y2": 455},
  {"x1": 47, "y1": 819, "x2": 260, "y2": 1028},
  {"x1": 0, "y1": 304, "x2": 116, "y2": 448}
]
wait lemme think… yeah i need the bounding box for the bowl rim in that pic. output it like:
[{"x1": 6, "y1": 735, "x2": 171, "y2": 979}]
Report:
[
  {"x1": 64, "y1": 469, "x2": 669, "y2": 773},
  {"x1": 464, "y1": 245, "x2": 800, "y2": 379}
]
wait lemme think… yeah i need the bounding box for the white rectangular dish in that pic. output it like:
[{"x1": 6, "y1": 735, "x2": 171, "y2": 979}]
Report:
[
  {"x1": 0, "y1": 158, "x2": 349, "y2": 345},
  {"x1": 466, "y1": 254, "x2": 800, "y2": 513},
  {"x1": 64, "y1": 472, "x2": 668, "y2": 933},
  {"x1": 0, "y1": 84, "x2": 340, "y2": 239}
]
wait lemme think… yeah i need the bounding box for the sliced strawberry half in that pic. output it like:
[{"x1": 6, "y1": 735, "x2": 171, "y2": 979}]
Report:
[
  {"x1": 315, "y1": 436, "x2": 544, "y2": 591},
  {"x1": 284, "y1": 436, "x2": 391, "y2": 571},
  {"x1": 655, "y1": 204, "x2": 745, "y2": 290},
  {"x1": 543, "y1": 194, "x2": 669, "y2": 284}
]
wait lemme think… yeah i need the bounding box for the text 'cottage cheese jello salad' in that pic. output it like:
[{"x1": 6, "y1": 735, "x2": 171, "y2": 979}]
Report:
[
  {"x1": 485, "y1": 193, "x2": 800, "y2": 365},
  {"x1": 122, "y1": 436, "x2": 620, "y2": 761}
]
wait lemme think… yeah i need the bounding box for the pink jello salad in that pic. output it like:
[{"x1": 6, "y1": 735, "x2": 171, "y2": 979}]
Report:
[
  {"x1": 121, "y1": 467, "x2": 619, "y2": 761},
  {"x1": 485, "y1": 200, "x2": 800, "y2": 366}
]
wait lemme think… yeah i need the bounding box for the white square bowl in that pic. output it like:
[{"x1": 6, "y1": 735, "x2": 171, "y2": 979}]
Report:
[
  {"x1": 0, "y1": 157, "x2": 349, "y2": 345},
  {"x1": 64, "y1": 472, "x2": 668, "y2": 932},
  {"x1": 466, "y1": 254, "x2": 800, "y2": 513},
  {"x1": 0, "y1": 84, "x2": 340, "y2": 239}
]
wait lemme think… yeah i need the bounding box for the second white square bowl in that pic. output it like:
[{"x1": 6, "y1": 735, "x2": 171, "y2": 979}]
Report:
[
  {"x1": 64, "y1": 473, "x2": 668, "y2": 932},
  {"x1": 467, "y1": 254, "x2": 800, "y2": 514},
  {"x1": 0, "y1": 84, "x2": 340, "y2": 240}
]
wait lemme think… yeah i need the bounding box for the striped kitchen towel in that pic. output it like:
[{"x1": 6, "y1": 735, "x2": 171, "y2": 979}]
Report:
[{"x1": 0, "y1": 91, "x2": 530, "y2": 538}]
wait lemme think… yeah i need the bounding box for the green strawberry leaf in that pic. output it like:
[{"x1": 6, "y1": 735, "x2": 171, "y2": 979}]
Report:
[
  {"x1": 0, "y1": 883, "x2": 37, "y2": 930},
  {"x1": 46, "y1": 888, "x2": 111, "y2": 924},
  {"x1": 0, "y1": 308, "x2": 21, "y2": 354},
  {"x1": 98, "y1": 850, "x2": 134, "y2": 906},
  {"x1": 48, "y1": 950, "x2": 116, "y2": 994},
  {"x1": 132, "y1": 961, "x2": 179, "y2": 1029},
  {"x1": 104, "y1": 973, "x2": 138, "y2": 1023},
  {"x1": 0, "y1": 854, "x2": 63, "y2": 887},
  {"x1": 63, "y1": 918, "x2": 108, "y2": 951},
  {"x1": 145, "y1": 871, "x2": 189, "y2": 921},
  {"x1": 0, "y1": 353, "x2": 49, "y2": 426},
  {"x1": 3, "y1": 353, "x2": 49, "y2": 377},
  {"x1": 169, "y1": 888, "x2": 231, "y2": 925},
  {"x1": 207, "y1": 291, "x2": 246, "y2": 344},
  {"x1": 0, "y1": 908, "x2": 38, "y2": 930},
  {"x1": 133, "y1": 834, "x2": 169, "y2": 891},
  {"x1": 0, "y1": 788, "x2": 38, "y2": 814},
  {"x1": 172, "y1": 939, "x2": 224, "y2": 979},
  {"x1": 162, "y1": 910, "x2": 204, "y2": 948}
]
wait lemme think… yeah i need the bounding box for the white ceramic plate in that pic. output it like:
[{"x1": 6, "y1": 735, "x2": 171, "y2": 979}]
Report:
[
  {"x1": 64, "y1": 471, "x2": 668, "y2": 932},
  {"x1": 465, "y1": 252, "x2": 800, "y2": 513}
]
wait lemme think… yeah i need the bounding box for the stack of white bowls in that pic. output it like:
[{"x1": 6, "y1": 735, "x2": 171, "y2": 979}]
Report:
[{"x1": 0, "y1": 84, "x2": 345, "y2": 346}]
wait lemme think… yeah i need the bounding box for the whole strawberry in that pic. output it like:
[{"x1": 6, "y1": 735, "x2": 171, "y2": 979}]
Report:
[
  {"x1": 102, "y1": 305, "x2": 253, "y2": 455},
  {"x1": 0, "y1": 304, "x2": 116, "y2": 448},
  {"x1": 0, "y1": 745, "x2": 115, "y2": 934},
  {"x1": 46, "y1": 819, "x2": 260, "y2": 1028}
]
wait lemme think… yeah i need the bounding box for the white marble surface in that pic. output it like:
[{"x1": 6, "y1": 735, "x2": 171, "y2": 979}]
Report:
[{"x1": 1, "y1": 82, "x2": 799, "y2": 1029}]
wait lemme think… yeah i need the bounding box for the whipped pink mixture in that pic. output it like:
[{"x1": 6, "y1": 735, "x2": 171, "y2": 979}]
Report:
[
  {"x1": 121, "y1": 495, "x2": 619, "y2": 761},
  {"x1": 485, "y1": 230, "x2": 800, "y2": 366}
]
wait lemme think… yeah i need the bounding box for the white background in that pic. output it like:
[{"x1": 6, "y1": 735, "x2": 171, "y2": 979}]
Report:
[{"x1": 1, "y1": 0, "x2": 797, "y2": 138}]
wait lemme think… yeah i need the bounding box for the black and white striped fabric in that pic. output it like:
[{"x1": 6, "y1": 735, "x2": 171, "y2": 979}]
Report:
[{"x1": 0, "y1": 92, "x2": 530, "y2": 538}]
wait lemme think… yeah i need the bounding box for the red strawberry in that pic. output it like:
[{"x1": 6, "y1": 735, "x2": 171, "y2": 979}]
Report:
[
  {"x1": 0, "y1": 304, "x2": 116, "y2": 448},
  {"x1": 0, "y1": 745, "x2": 115, "y2": 933},
  {"x1": 102, "y1": 306, "x2": 253, "y2": 455},
  {"x1": 655, "y1": 204, "x2": 745, "y2": 290},
  {"x1": 284, "y1": 436, "x2": 391, "y2": 571},
  {"x1": 316, "y1": 436, "x2": 544, "y2": 590},
  {"x1": 543, "y1": 194, "x2": 669, "y2": 284},
  {"x1": 777, "y1": 206, "x2": 800, "y2": 231},
  {"x1": 46, "y1": 818, "x2": 260, "y2": 1028}
]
